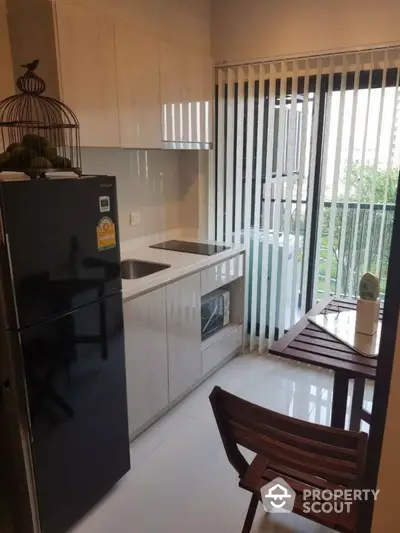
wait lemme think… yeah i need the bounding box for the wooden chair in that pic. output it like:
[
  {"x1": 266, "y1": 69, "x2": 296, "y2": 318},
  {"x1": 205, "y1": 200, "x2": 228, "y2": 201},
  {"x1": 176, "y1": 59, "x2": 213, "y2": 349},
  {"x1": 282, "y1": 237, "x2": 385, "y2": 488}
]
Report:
[{"x1": 209, "y1": 386, "x2": 368, "y2": 533}]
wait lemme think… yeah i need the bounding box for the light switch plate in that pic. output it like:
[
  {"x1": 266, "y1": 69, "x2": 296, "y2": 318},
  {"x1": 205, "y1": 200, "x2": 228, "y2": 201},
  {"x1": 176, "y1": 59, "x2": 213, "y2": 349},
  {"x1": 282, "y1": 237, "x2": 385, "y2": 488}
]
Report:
[{"x1": 130, "y1": 212, "x2": 141, "y2": 227}]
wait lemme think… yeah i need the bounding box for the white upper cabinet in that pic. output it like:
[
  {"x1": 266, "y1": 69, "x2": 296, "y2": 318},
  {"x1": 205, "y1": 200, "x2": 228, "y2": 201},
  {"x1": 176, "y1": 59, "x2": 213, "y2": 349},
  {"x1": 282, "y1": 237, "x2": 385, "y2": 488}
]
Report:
[
  {"x1": 54, "y1": 2, "x2": 120, "y2": 148},
  {"x1": 115, "y1": 20, "x2": 162, "y2": 149},
  {"x1": 159, "y1": 40, "x2": 183, "y2": 143},
  {"x1": 6, "y1": 0, "x2": 213, "y2": 149},
  {"x1": 159, "y1": 40, "x2": 213, "y2": 146}
]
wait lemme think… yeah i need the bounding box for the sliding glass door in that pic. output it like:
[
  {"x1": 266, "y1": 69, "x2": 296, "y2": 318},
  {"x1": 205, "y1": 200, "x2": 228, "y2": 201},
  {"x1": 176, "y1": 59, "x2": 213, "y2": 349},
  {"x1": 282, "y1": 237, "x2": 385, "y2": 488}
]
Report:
[
  {"x1": 314, "y1": 64, "x2": 400, "y2": 304},
  {"x1": 213, "y1": 49, "x2": 400, "y2": 352}
]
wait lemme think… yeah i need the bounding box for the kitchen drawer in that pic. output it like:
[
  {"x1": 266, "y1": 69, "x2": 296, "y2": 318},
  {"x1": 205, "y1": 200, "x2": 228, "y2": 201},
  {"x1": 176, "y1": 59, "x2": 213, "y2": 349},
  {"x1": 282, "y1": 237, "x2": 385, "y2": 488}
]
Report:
[
  {"x1": 200, "y1": 254, "x2": 244, "y2": 296},
  {"x1": 201, "y1": 325, "x2": 243, "y2": 376}
]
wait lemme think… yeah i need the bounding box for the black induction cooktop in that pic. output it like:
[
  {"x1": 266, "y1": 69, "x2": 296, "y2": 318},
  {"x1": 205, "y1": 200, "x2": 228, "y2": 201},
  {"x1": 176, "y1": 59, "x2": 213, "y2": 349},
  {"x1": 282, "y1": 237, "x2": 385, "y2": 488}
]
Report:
[{"x1": 150, "y1": 240, "x2": 230, "y2": 256}]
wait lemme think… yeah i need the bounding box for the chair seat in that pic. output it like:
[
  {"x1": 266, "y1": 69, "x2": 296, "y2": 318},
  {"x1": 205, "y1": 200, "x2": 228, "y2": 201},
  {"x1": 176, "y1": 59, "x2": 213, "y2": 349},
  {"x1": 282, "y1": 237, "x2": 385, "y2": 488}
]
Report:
[
  {"x1": 209, "y1": 386, "x2": 367, "y2": 533},
  {"x1": 240, "y1": 455, "x2": 358, "y2": 533}
]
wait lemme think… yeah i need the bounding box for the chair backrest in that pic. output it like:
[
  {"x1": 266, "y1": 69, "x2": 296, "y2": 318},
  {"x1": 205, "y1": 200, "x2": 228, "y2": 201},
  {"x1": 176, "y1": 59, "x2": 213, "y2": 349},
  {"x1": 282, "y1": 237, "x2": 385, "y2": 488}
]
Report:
[{"x1": 209, "y1": 386, "x2": 368, "y2": 488}]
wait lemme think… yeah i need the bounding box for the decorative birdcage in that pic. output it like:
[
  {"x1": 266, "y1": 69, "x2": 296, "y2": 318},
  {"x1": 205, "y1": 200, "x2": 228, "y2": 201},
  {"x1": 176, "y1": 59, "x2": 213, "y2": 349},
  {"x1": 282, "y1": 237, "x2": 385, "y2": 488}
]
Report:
[{"x1": 0, "y1": 60, "x2": 82, "y2": 179}]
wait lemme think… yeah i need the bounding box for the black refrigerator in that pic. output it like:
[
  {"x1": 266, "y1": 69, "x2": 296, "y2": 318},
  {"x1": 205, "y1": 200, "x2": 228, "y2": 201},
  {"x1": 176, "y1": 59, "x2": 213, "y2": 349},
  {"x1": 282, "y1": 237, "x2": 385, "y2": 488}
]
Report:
[{"x1": 0, "y1": 176, "x2": 130, "y2": 533}]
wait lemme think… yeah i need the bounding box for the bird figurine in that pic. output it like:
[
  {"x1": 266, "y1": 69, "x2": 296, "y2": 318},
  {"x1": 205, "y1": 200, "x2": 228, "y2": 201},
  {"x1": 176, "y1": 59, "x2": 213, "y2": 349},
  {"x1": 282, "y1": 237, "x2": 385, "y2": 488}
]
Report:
[{"x1": 21, "y1": 59, "x2": 40, "y2": 72}]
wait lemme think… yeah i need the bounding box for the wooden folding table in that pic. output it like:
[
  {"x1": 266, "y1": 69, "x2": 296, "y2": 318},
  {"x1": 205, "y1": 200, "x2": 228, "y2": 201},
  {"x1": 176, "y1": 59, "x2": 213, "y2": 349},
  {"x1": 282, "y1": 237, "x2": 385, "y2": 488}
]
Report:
[{"x1": 270, "y1": 296, "x2": 381, "y2": 430}]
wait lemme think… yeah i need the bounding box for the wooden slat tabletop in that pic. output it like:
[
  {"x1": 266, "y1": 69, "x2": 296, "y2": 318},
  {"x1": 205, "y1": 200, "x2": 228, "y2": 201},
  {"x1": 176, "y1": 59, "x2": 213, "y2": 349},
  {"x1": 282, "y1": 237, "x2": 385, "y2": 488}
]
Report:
[{"x1": 270, "y1": 296, "x2": 381, "y2": 380}]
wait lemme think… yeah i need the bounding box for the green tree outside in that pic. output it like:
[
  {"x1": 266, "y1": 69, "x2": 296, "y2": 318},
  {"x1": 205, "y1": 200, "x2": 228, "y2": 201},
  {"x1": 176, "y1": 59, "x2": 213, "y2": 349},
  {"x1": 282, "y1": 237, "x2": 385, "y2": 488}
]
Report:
[
  {"x1": 318, "y1": 164, "x2": 398, "y2": 298},
  {"x1": 341, "y1": 164, "x2": 398, "y2": 203}
]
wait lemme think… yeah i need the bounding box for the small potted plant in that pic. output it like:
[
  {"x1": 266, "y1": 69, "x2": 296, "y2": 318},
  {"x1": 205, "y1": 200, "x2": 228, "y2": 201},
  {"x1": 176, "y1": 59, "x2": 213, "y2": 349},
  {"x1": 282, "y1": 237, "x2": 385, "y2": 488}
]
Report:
[{"x1": 355, "y1": 272, "x2": 380, "y2": 336}]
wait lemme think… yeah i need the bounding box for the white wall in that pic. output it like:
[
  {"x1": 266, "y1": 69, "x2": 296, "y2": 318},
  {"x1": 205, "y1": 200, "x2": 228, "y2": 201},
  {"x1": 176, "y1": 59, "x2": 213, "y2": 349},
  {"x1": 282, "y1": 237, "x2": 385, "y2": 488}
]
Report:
[
  {"x1": 212, "y1": 0, "x2": 400, "y2": 64},
  {"x1": 81, "y1": 148, "x2": 210, "y2": 243},
  {"x1": 81, "y1": 148, "x2": 185, "y2": 242},
  {"x1": 179, "y1": 150, "x2": 210, "y2": 239},
  {"x1": 0, "y1": 0, "x2": 14, "y2": 102},
  {"x1": 0, "y1": 0, "x2": 14, "y2": 156},
  {"x1": 62, "y1": 0, "x2": 211, "y2": 54},
  {"x1": 372, "y1": 315, "x2": 400, "y2": 531}
]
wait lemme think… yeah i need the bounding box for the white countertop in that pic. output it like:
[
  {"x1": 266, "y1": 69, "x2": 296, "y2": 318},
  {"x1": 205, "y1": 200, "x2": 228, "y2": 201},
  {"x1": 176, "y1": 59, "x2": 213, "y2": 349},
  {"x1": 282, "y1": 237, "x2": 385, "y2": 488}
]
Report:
[{"x1": 121, "y1": 237, "x2": 245, "y2": 301}]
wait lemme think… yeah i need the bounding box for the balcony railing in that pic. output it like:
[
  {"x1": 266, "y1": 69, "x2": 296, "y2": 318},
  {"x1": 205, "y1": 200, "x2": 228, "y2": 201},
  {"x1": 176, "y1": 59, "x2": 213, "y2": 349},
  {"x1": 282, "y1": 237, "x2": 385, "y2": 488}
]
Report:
[
  {"x1": 257, "y1": 198, "x2": 395, "y2": 302},
  {"x1": 317, "y1": 201, "x2": 394, "y2": 300}
]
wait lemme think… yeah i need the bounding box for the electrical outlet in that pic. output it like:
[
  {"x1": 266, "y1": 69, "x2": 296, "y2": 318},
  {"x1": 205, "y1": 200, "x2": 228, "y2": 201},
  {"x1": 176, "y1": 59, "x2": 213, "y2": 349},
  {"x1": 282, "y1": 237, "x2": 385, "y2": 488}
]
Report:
[{"x1": 130, "y1": 212, "x2": 141, "y2": 227}]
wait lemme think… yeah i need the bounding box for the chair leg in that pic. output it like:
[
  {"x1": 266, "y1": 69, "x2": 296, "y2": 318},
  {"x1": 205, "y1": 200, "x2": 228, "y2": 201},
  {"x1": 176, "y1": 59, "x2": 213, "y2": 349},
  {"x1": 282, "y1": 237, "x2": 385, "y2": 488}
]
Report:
[{"x1": 241, "y1": 493, "x2": 259, "y2": 533}]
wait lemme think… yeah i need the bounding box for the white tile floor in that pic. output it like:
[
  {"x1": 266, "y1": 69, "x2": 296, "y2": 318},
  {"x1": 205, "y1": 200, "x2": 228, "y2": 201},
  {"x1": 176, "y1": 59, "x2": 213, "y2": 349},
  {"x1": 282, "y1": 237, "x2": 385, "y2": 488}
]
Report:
[{"x1": 70, "y1": 353, "x2": 374, "y2": 533}]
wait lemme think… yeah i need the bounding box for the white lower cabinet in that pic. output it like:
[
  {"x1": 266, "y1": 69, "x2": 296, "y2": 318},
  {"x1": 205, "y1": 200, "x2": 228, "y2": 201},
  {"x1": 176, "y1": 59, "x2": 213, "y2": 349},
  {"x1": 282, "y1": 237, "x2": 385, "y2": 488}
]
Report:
[
  {"x1": 123, "y1": 287, "x2": 169, "y2": 436},
  {"x1": 166, "y1": 273, "x2": 202, "y2": 402},
  {"x1": 123, "y1": 256, "x2": 244, "y2": 436},
  {"x1": 201, "y1": 325, "x2": 243, "y2": 376}
]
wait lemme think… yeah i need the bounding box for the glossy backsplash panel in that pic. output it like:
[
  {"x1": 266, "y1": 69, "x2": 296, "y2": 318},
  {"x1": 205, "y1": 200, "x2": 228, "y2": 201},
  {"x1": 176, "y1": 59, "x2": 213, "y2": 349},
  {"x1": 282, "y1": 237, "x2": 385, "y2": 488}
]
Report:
[{"x1": 81, "y1": 148, "x2": 182, "y2": 241}]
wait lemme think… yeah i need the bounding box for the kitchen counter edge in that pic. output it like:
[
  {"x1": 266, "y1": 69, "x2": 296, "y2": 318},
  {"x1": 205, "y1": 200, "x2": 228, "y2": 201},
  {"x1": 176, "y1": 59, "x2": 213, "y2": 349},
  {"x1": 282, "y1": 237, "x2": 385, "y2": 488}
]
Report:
[{"x1": 121, "y1": 245, "x2": 245, "y2": 303}]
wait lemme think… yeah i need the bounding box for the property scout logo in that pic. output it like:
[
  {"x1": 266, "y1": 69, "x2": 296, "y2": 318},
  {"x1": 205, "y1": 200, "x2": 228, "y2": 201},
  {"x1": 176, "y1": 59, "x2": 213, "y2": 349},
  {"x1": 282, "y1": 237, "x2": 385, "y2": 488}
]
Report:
[
  {"x1": 261, "y1": 478, "x2": 295, "y2": 513},
  {"x1": 261, "y1": 478, "x2": 380, "y2": 515}
]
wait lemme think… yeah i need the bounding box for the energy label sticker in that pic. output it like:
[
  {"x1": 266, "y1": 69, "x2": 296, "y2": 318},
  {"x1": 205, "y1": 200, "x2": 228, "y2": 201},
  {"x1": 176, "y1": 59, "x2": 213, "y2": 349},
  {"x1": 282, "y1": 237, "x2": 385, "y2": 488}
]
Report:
[{"x1": 97, "y1": 216, "x2": 116, "y2": 251}]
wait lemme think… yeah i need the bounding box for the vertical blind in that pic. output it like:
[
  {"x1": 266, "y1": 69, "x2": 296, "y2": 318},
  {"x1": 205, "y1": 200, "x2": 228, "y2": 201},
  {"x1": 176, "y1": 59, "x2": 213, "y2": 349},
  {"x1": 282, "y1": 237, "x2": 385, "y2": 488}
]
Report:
[
  {"x1": 212, "y1": 48, "x2": 400, "y2": 353},
  {"x1": 313, "y1": 50, "x2": 400, "y2": 303}
]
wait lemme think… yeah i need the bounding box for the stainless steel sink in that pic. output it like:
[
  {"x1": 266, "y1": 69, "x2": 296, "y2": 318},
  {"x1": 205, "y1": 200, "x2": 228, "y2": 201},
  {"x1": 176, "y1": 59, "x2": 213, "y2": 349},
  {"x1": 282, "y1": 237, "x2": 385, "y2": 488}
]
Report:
[{"x1": 121, "y1": 259, "x2": 170, "y2": 280}]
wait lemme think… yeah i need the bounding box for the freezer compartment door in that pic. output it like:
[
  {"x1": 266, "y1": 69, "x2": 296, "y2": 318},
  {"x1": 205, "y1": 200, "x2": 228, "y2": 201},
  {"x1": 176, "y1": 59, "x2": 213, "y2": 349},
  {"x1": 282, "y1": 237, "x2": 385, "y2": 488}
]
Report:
[
  {"x1": 20, "y1": 292, "x2": 130, "y2": 533},
  {"x1": 0, "y1": 176, "x2": 121, "y2": 330}
]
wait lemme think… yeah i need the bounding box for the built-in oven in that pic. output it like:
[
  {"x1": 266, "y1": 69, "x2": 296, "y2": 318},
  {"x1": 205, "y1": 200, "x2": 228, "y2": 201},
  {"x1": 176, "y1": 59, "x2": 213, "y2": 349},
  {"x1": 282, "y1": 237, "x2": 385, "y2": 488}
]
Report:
[{"x1": 201, "y1": 289, "x2": 230, "y2": 341}]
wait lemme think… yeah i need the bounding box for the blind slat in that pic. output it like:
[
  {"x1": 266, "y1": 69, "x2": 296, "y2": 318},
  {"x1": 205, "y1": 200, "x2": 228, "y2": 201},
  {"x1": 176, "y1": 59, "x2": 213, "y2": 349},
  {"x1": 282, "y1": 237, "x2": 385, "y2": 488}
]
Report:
[
  {"x1": 363, "y1": 52, "x2": 388, "y2": 276},
  {"x1": 348, "y1": 55, "x2": 374, "y2": 298},
  {"x1": 376, "y1": 68, "x2": 400, "y2": 275},
  {"x1": 325, "y1": 58, "x2": 348, "y2": 296},
  {"x1": 234, "y1": 67, "x2": 245, "y2": 243},
  {"x1": 250, "y1": 64, "x2": 266, "y2": 350},
  {"x1": 278, "y1": 62, "x2": 299, "y2": 336},
  {"x1": 312, "y1": 58, "x2": 335, "y2": 303},
  {"x1": 291, "y1": 61, "x2": 310, "y2": 326},
  {"x1": 259, "y1": 63, "x2": 277, "y2": 353},
  {"x1": 268, "y1": 63, "x2": 288, "y2": 345},
  {"x1": 243, "y1": 66, "x2": 256, "y2": 344},
  {"x1": 301, "y1": 59, "x2": 323, "y2": 315},
  {"x1": 336, "y1": 55, "x2": 361, "y2": 297},
  {"x1": 225, "y1": 68, "x2": 235, "y2": 243}
]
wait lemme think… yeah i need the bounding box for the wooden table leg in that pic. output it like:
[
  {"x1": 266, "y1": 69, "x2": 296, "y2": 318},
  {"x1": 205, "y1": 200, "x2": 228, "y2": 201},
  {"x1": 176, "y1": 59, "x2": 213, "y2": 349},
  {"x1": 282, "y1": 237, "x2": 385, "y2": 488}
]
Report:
[
  {"x1": 331, "y1": 373, "x2": 349, "y2": 429},
  {"x1": 350, "y1": 378, "x2": 365, "y2": 431}
]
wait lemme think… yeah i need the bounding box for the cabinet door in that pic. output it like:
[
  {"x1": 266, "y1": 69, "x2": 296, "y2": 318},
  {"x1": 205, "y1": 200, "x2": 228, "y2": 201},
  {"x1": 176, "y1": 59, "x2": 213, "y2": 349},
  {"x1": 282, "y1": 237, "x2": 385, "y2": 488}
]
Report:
[
  {"x1": 124, "y1": 288, "x2": 169, "y2": 436},
  {"x1": 159, "y1": 41, "x2": 213, "y2": 145},
  {"x1": 55, "y1": 3, "x2": 120, "y2": 147},
  {"x1": 166, "y1": 273, "x2": 201, "y2": 402},
  {"x1": 190, "y1": 51, "x2": 213, "y2": 144},
  {"x1": 115, "y1": 21, "x2": 162, "y2": 149},
  {"x1": 159, "y1": 40, "x2": 184, "y2": 143}
]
